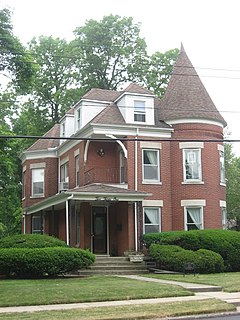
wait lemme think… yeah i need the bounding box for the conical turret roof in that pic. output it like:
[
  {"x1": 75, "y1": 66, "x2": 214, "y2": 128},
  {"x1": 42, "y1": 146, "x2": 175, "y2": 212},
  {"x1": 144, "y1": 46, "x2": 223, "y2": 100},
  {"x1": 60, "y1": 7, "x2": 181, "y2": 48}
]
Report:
[{"x1": 158, "y1": 45, "x2": 227, "y2": 126}]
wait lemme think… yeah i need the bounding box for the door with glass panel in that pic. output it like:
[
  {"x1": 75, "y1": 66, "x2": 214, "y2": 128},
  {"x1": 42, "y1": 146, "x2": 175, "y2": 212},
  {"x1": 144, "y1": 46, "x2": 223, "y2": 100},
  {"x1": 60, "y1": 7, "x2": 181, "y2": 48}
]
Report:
[{"x1": 92, "y1": 206, "x2": 108, "y2": 254}]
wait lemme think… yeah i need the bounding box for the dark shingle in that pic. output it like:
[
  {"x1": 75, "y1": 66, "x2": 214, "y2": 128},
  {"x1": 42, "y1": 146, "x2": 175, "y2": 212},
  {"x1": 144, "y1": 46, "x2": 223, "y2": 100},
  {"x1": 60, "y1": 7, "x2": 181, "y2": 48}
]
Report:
[
  {"x1": 82, "y1": 88, "x2": 121, "y2": 102},
  {"x1": 158, "y1": 45, "x2": 227, "y2": 126},
  {"x1": 27, "y1": 124, "x2": 60, "y2": 151}
]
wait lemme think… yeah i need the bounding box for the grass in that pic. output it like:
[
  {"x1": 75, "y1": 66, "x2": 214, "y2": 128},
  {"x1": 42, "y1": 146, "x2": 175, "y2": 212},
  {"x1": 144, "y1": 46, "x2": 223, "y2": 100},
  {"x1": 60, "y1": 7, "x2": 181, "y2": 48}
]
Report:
[
  {"x1": 143, "y1": 272, "x2": 240, "y2": 292},
  {"x1": 0, "y1": 275, "x2": 192, "y2": 307},
  {"x1": 1, "y1": 299, "x2": 235, "y2": 320}
]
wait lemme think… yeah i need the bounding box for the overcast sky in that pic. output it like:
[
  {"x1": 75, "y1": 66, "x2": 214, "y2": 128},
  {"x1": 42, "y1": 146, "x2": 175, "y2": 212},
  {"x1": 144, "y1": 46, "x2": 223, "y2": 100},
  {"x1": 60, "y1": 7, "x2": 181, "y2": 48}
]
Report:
[{"x1": 1, "y1": 0, "x2": 240, "y2": 155}]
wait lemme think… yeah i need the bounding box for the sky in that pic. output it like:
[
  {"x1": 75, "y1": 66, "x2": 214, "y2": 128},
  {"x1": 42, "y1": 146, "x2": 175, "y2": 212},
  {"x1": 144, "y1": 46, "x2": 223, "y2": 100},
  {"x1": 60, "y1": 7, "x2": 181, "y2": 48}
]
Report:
[{"x1": 1, "y1": 0, "x2": 240, "y2": 155}]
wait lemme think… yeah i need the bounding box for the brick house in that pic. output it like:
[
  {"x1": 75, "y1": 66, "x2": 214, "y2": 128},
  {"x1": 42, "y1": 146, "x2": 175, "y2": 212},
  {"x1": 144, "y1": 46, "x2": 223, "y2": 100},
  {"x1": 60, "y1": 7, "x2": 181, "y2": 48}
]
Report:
[{"x1": 21, "y1": 46, "x2": 227, "y2": 256}]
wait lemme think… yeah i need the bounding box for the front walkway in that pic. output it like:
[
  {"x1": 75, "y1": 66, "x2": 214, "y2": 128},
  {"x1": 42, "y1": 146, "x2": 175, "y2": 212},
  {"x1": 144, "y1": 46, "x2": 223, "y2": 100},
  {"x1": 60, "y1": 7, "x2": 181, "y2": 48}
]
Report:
[{"x1": 0, "y1": 275, "x2": 240, "y2": 315}]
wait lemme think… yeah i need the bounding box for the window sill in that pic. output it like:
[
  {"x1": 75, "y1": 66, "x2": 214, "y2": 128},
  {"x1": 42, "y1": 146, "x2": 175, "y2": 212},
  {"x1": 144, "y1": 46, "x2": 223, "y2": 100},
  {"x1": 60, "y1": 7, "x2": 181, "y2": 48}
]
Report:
[
  {"x1": 142, "y1": 181, "x2": 162, "y2": 185},
  {"x1": 30, "y1": 195, "x2": 45, "y2": 199},
  {"x1": 182, "y1": 181, "x2": 204, "y2": 185}
]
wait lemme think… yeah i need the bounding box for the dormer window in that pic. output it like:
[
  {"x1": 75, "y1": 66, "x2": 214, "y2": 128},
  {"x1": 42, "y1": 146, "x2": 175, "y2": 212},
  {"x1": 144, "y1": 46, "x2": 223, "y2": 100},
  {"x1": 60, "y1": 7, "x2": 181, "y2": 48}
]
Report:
[
  {"x1": 61, "y1": 122, "x2": 65, "y2": 137},
  {"x1": 134, "y1": 100, "x2": 146, "y2": 122},
  {"x1": 77, "y1": 108, "x2": 81, "y2": 130}
]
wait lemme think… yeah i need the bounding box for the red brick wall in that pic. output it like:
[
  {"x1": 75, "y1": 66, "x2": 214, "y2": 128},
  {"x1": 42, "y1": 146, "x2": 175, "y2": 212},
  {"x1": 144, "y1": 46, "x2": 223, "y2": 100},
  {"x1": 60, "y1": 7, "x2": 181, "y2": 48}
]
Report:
[
  {"x1": 170, "y1": 123, "x2": 225, "y2": 230},
  {"x1": 22, "y1": 157, "x2": 58, "y2": 209}
]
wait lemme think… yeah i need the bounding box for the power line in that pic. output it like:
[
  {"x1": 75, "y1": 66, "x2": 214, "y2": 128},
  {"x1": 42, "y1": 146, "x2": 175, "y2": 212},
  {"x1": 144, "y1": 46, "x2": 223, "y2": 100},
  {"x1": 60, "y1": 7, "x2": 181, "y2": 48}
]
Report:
[
  {"x1": 0, "y1": 99, "x2": 239, "y2": 114},
  {"x1": 0, "y1": 134, "x2": 240, "y2": 143}
]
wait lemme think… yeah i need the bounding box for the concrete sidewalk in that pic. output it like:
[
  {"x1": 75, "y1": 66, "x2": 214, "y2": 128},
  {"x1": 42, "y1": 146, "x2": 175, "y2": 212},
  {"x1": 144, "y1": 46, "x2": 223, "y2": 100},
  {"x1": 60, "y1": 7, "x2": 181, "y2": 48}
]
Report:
[{"x1": 0, "y1": 275, "x2": 240, "y2": 315}]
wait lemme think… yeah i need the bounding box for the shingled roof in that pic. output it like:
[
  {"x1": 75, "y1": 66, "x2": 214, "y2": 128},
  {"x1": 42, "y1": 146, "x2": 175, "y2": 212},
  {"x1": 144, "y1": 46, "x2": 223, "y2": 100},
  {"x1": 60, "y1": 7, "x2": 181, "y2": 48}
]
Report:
[
  {"x1": 82, "y1": 88, "x2": 121, "y2": 102},
  {"x1": 27, "y1": 124, "x2": 60, "y2": 151},
  {"x1": 122, "y1": 83, "x2": 154, "y2": 95},
  {"x1": 91, "y1": 104, "x2": 125, "y2": 125},
  {"x1": 158, "y1": 45, "x2": 227, "y2": 126}
]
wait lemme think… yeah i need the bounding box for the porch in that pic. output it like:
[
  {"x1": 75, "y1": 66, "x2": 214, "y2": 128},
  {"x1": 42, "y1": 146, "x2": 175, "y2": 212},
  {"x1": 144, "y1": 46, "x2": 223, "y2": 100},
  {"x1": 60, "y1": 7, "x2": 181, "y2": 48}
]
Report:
[{"x1": 23, "y1": 184, "x2": 150, "y2": 256}]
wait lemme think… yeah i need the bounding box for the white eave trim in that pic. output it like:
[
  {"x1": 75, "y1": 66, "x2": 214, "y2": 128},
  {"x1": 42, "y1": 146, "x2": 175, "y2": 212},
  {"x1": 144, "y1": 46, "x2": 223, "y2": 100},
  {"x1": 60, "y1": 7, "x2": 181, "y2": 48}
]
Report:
[
  {"x1": 115, "y1": 91, "x2": 154, "y2": 103},
  {"x1": 57, "y1": 122, "x2": 173, "y2": 156},
  {"x1": 166, "y1": 118, "x2": 224, "y2": 128},
  {"x1": 25, "y1": 191, "x2": 151, "y2": 214},
  {"x1": 21, "y1": 149, "x2": 58, "y2": 163}
]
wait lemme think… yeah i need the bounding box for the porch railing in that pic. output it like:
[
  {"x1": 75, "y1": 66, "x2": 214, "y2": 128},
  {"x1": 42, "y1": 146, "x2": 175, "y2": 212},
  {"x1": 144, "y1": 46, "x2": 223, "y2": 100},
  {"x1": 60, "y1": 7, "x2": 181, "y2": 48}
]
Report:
[{"x1": 84, "y1": 167, "x2": 124, "y2": 185}]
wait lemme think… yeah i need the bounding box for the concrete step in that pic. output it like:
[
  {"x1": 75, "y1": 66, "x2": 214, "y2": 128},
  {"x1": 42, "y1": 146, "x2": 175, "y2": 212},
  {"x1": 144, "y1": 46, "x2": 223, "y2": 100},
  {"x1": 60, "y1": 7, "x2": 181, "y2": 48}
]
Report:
[
  {"x1": 79, "y1": 269, "x2": 149, "y2": 276},
  {"x1": 79, "y1": 255, "x2": 149, "y2": 275}
]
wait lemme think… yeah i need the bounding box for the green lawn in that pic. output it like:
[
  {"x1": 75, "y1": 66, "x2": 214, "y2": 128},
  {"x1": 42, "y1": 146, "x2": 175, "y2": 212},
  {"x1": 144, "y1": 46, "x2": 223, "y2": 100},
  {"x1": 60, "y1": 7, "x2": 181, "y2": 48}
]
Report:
[
  {"x1": 1, "y1": 299, "x2": 235, "y2": 320},
  {"x1": 0, "y1": 276, "x2": 192, "y2": 307},
  {"x1": 143, "y1": 272, "x2": 240, "y2": 292}
]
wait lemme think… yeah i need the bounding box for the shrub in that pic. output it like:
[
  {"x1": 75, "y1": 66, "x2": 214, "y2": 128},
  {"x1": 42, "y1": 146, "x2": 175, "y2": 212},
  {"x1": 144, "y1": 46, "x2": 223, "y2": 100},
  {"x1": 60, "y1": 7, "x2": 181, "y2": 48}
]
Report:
[
  {"x1": 149, "y1": 244, "x2": 224, "y2": 274},
  {"x1": 143, "y1": 230, "x2": 240, "y2": 271},
  {"x1": 0, "y1": 234, "x2": 67, "y2": 248},
  {"x1": 0, "y1": 247, "x2": 95, "y2": 278}
]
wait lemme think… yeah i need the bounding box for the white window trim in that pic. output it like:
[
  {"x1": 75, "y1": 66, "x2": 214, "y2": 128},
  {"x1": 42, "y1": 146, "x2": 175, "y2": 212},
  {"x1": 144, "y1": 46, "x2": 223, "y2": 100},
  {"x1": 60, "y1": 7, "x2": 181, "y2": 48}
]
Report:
[
  {"x1": 60, "y1": 162, "x2": 69, "y2": 183},
  {"x1": 219, "y1": 149, "x2": 226, "y2": 185},
  {"x1": 182, "y1": 148, "x2": 202, "y2": 183},
  {"x1": 221, "y1": 205, "x2": 227, "y2": 229},
  {"x1": 134, "y1": 100, "x2": 146, "y2": 123},
  {"x1": 143, "y1": 207, "x2": 161, "y2": 234},
  {"x1": 184, "y1": 206, "x2": 204, "y2": 231},
  {"x1": 31, "y1": 168, "x2": 44, "y2": 198},
  {"x1": 142, "y1": 149, "x2": 160, "y2": 183},
  {"x1": 75, "y1": 155, "x2": 80, "y2": 187}
]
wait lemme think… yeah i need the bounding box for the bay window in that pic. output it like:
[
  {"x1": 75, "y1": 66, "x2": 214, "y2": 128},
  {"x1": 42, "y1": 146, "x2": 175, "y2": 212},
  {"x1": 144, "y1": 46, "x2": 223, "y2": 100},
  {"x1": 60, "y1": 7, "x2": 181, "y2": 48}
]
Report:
[
  {"x1": 220, "y1": 151, "x2": 225, "y2": 184},
  {"x1": 185, "y1": 207, "x2": 203, "y2": 230},
  {"x1": 31, "y1": 168, "x2": 44, "y2": 197},
  {"x1": 183, "y1": 149, "x2": 202, "y2": 181}
]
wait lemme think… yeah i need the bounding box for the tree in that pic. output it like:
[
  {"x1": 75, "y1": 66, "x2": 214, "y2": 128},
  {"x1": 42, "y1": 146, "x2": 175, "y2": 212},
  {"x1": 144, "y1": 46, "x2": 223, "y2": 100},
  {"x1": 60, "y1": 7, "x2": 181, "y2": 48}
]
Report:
[
  {"x1": 142, "y1": 49, "x2": 179, "y2": 98},
  {"x1": 73, "y1": 14, "x2": 148, "y2": 91},
  {"x1": 0, "y1": 124, "x2": 22, "y2": 236},
  {"x1": 225, "y1": 143, "x2": 240, "y2": 229},
  {"x1": 26, "y1": 36, "x2": 84, "y2": 124},
  {"x1": 0, "y1": 8, "x2": 34, "y2": 92}
]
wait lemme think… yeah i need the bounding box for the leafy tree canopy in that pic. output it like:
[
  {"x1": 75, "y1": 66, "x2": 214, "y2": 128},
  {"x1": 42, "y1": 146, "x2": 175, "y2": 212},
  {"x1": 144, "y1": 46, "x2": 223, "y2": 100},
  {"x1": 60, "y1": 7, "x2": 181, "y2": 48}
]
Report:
[
  {"x1": 73, "y1": 14, "x2": 148, "y2": 90},
  {"x1": 0, "y1": 8, "x2": 35, "y2": 92}
]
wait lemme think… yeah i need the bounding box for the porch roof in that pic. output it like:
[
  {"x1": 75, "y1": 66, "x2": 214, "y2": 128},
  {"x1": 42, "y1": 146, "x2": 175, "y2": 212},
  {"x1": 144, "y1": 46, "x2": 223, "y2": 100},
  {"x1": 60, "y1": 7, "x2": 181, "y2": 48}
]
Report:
[{"x1": 25, "y1": 184, "x2": 151, "y2": 215}]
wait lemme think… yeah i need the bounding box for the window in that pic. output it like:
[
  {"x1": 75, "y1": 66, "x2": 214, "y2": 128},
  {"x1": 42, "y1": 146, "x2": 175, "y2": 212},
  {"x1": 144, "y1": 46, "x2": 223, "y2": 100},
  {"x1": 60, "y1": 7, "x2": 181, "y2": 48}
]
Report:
[
  {"x1": 23, "y1": 171, "x2": 26, "y2": 198},
  {"x1": 77, "y1": 108, "x2": 81, "y2": 130},
  {"x1": 32, "y1": 168, "x2": 44, "y2": 197},
  {"x1": 185, "y1": 207, "x2": 203, "y2": 230},
  {"x1": 220, "y1": 151, "x2": 225, "y2": 184},
  {"x1": 134, "y1": 100, "x2": 146, "y2": 122},
  {"x1": 60, "y1": 163, "x2": 69, "y2": 182},
  {"x1": 142, "y1": 149, "x2": 160, "y2": 182},
  {"x1": 32, "y1": 215, "x2": 42, "y2": 234},
  {"x1": 119, "y1": 150, "x2": 125, "y2": 183},
  {"x1": 75, "y1": 155, "x2": 79, "y2": 187},
  {"x1": 183, "y1": 149, "x2": 202, "y2": 181},
  {"x1": 61, "y1": 122, "x2": 66, "y2": 137},
  {"x1": 221, "y1": 207, "x2": 227, "y2": 229},
  {"x1": 143, "y1": 207, "x2": 160, "y2": 233}
]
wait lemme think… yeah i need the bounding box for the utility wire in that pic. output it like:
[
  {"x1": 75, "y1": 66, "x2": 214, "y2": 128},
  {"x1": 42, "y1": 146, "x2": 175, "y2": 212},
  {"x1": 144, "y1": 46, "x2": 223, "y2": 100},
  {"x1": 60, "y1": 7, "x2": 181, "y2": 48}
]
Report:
[
  {"x1": 0, "y1": 134, "x2": 239, "y2": 143},
  {"x1": 0, "y1": 99, "x2": 239, "y2": 114}
]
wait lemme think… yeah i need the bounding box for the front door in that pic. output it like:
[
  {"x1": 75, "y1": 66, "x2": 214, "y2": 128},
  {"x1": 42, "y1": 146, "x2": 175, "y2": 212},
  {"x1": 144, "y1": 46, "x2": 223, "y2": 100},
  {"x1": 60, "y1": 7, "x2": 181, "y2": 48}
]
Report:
[{"x1": 92, "y1": 206, "x2": 108, "y2": 254}]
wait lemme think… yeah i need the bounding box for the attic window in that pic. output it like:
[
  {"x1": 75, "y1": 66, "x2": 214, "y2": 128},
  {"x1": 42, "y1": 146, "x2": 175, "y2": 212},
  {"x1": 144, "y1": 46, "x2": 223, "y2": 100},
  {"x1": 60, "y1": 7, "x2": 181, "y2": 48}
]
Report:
[
  {"x1": 62, "y1": 122, "x2": 66, "y2": 137},
  {"x1": 134, "y1": 101, "x2": 146, "y2": 122}
]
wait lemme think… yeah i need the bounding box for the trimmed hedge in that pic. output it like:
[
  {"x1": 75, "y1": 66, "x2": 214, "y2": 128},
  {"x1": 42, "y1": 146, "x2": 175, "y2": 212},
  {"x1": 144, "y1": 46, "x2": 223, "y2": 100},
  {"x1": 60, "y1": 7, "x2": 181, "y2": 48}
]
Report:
[
  {"x1": 0, "y1": 234, "x2": 67, "y2": 248},
  {"x1": 143, "y1": 230, "x2": 240, "y2": 271},
  {"x1": 0, "y1": 247, "x2": 95, "y2": 278},
  {"x1": 149, "y1": 244, "x2": 224, "y2": 274}
]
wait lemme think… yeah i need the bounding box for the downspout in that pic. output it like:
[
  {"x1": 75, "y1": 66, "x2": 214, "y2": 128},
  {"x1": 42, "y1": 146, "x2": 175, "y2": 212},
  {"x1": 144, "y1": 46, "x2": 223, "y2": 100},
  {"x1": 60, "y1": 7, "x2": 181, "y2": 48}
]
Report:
[
  {"x1": 23, "y1": 212, "x2": 26, "y2": 234},
  {"x1": 66, "y1": 194, "x2": 74, "y2": 245},
  {"x1": 134, "y1": 128, "x2": 139, "y2": 252}
]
